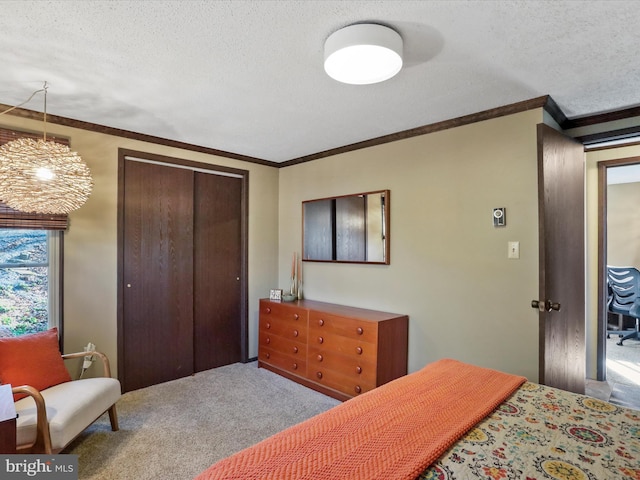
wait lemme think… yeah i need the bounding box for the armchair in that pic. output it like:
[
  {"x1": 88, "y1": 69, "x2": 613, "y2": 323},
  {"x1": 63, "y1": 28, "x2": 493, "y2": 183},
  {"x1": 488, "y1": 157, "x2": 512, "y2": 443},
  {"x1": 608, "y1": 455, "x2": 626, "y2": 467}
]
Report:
[{"x1": 0, "y1": 328, "x2": 121, "y2": 454}]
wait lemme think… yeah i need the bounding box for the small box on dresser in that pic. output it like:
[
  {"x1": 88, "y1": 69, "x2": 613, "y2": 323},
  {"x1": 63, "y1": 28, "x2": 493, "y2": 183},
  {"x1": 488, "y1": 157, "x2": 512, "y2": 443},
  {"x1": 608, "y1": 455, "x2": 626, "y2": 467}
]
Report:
[{"x1": 258, "y1": 298, "x2": 408, "y2": 401}]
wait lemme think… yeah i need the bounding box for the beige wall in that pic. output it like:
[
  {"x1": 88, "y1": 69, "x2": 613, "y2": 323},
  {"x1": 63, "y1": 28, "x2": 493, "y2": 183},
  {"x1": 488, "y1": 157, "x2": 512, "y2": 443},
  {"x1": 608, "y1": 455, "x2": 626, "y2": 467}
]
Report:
[
  {"x1": 0, "y1": 115, "x2": 280, "y2": 377},
  {"x1": 2, "y1": 108, "x2": 545, "y2": 382},
  {"x1": 606, "y1": 182, "x2": 640, "y2": 267},
  {"x1": 278, "y1": 110, "x2": 543, "y2": 380}
]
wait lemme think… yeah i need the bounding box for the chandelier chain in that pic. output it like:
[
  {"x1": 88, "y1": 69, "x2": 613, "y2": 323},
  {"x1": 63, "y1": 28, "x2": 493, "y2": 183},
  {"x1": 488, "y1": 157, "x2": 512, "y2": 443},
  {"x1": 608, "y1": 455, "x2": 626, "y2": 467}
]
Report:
[
  {"x1": 43, "y1": 81, "x2": 48, "y2": 141},
  {"x1": 0, "y1": 82, "x2": 47, "y2": 118}
]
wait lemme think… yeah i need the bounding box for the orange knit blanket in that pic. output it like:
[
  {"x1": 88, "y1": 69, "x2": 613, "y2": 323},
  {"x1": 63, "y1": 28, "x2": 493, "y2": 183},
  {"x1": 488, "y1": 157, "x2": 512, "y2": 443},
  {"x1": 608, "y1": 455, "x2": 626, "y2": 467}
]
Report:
[{"x1": 195, "y1": 359, "x2": 526, "y2": 480}]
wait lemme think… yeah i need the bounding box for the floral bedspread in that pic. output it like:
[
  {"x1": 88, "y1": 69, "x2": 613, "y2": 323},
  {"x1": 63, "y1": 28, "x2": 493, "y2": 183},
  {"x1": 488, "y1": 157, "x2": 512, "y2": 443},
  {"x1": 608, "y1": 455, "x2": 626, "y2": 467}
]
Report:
[{"x1": 419, "y1": 382, "x2": 640, "y2": 480}]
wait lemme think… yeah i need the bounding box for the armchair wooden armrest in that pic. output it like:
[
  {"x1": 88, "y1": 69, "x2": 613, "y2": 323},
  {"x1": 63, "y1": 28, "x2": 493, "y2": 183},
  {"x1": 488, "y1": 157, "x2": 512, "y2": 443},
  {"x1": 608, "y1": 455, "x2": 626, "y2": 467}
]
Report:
[
  {"x1": 62, "y1": 350, "x2": 113, "y2": 378},
  {"x1": 11, "y1": 385, "x2": 53, "y2": 454}
]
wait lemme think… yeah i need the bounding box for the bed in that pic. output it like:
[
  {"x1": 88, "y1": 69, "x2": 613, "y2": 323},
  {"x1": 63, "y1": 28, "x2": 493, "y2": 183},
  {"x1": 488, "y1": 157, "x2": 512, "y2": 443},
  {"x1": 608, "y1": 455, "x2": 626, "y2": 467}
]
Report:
[{"x1": 195, "y1": 359, "x2": 640, "y2": 480}]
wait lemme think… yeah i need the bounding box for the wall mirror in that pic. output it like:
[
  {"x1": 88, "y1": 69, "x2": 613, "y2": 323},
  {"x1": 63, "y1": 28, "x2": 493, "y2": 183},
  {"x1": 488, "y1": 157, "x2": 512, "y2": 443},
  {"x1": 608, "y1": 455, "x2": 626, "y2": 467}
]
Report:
[{"x1": 303, "y1": 190, "x2": 390, "y2": 264}]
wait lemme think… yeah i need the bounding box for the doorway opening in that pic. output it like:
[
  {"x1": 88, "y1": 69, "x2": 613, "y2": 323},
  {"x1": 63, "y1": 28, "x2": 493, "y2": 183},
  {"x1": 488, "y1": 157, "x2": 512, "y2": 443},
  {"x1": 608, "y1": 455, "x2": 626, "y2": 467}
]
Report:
[{"x1": 593, "y1": 160, "x2": 640, "y2": 410}]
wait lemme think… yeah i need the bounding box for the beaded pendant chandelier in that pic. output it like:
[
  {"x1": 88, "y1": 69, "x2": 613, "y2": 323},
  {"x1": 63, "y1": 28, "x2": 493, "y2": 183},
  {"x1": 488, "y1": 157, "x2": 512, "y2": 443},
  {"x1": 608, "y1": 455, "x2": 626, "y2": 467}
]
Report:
[{"x1": 0, "y1": 83, "x2": 93, "y2": 214}]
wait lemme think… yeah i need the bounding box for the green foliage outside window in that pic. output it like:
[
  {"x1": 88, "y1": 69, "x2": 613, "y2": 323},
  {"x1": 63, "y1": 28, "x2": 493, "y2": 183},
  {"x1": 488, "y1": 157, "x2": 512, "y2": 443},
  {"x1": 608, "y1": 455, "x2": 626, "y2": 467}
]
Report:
[{"x1": 0, "y1": 230, "x2": 49, "y2": 337}]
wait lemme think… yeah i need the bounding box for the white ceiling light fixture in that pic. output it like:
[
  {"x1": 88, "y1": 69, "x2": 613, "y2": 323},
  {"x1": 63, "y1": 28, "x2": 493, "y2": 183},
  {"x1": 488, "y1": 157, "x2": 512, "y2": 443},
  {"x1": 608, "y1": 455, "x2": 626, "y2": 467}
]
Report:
[{"x1": 324, "y1": 23, "x2": 403, "y2": 85}]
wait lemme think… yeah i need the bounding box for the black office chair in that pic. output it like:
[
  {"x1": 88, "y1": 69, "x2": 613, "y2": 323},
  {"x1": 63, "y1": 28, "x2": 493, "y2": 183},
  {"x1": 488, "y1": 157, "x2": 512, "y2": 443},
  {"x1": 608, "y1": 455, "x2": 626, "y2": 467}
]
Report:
[{"x1": 607, "y1": 266, "x2": 640, "y2": 345}]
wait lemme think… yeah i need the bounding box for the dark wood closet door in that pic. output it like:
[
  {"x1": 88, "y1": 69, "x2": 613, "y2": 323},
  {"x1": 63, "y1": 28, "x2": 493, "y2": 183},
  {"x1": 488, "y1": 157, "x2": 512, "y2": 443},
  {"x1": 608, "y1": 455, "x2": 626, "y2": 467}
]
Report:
[
  {"x1": 122, "y1": 160, "x2": 195, "y2": 392},
  {"x1": 194, "y1": 172, "x2": 242, "y2": 371}
]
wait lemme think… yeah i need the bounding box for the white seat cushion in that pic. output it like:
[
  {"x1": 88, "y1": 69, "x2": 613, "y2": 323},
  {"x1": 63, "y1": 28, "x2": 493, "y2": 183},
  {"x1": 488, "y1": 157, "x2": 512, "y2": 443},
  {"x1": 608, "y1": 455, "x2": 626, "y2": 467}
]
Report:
[{"x1": 15, "y1": 377, "x2": 121, "y2": 451}]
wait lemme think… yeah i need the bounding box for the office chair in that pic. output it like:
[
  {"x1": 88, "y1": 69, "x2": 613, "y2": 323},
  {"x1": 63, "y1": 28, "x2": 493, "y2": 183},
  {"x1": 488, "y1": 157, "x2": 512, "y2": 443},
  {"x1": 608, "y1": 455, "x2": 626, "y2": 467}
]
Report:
[{"x1": 607, "y1": 266, "x2": 640, "y2": 346}]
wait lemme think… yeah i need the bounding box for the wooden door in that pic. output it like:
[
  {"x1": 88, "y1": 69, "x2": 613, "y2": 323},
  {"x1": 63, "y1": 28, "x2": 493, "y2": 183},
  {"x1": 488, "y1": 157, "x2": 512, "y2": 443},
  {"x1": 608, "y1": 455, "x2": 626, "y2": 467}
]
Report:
[
  {"x1": 121, "y1": 160, "x2": 195, "y2": 392},
  {"x1": 537, "y1": 123, "x2": 586, "y2": 394},
  {"x1": 194, "y1": 172, "x2": 242, "y2": 371}
]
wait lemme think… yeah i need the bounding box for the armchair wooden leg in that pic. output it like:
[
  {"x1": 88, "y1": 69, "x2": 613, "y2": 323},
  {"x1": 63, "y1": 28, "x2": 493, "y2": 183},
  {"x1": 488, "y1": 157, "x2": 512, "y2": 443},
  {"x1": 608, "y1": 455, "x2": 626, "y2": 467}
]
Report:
[{"x1": 108, "y1": 405, "x2": 119, "y2": 431}]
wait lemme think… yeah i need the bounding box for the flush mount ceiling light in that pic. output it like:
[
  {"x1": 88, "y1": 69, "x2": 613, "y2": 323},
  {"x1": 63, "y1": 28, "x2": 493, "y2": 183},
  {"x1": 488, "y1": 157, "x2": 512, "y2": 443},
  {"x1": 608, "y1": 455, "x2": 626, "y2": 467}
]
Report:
[
  {"x1": 324, "y1": 23, "x2": 403, "y2": 85},
  {"x1": 0, "y1": 82, "x2": 93, "y2": 214}
]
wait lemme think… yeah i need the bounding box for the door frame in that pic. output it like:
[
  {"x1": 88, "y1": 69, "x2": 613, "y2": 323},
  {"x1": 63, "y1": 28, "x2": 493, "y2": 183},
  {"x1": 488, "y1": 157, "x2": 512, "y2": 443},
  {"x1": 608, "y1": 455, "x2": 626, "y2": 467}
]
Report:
[
  {"x1": 596, "y1": 155, "x2": 640, "y2": 380},
  {"x1": 116, "y1": 148, "x2": 250, "y2": 381}
]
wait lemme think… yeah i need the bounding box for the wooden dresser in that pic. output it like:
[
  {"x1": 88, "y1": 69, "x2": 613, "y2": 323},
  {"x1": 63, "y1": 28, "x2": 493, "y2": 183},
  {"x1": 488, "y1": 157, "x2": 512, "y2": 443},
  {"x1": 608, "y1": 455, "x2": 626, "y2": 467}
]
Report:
[{"x1": 258, "y1": 298, "x2": 408, "y2": 401}]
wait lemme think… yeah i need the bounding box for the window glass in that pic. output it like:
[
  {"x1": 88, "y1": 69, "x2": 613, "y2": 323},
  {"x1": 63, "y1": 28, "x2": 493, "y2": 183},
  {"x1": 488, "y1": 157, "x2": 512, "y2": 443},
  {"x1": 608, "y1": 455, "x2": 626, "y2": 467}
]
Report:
[{"x1": 0, "y1": 229, "x2": 58, "y2": 337}]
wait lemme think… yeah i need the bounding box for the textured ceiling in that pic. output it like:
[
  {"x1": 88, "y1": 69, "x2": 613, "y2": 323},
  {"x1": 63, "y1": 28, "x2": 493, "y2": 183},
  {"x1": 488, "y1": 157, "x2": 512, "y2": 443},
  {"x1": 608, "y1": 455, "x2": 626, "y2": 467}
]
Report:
[{"x1": 1, "y1": 0, "x2": 639, "y2": 163}]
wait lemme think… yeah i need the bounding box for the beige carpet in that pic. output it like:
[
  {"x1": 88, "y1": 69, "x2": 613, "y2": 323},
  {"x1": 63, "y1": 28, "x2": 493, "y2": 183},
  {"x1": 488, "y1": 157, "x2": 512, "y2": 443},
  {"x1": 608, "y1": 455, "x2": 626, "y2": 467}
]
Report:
[
  {"x1": 605, "y1": 335, "x2": 640, "y2": 410},
  {"x1": 65, "y1": 362, "x2": 340, "y2": 480},
  {"x1": 606, "y1": 335, "x2": 640, "y2": 387}
]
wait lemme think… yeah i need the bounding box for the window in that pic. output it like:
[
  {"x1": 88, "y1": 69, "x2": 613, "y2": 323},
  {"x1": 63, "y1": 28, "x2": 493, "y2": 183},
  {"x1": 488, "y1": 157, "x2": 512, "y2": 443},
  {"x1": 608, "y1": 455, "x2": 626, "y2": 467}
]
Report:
[{"x1": 0, "y1": 229, "x2": 61, "y2": 336}]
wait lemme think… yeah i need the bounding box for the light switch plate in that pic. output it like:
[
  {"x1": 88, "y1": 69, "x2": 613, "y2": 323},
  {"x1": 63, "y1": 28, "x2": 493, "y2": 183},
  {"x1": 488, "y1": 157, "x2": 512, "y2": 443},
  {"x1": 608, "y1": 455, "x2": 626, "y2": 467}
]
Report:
[{"x1": 508, "y1": 241, "x2": 520, "y2": 259}]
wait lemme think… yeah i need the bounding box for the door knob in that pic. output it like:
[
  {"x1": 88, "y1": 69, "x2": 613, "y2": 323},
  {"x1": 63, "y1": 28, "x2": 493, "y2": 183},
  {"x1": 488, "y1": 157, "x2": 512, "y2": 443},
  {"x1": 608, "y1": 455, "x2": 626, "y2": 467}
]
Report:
[
  {"x1": 548, "y1": 301, "x2": 561, "y2": 311},
  {"x1": 531, "y1": 300, "x2": 561, "y2": 312}
]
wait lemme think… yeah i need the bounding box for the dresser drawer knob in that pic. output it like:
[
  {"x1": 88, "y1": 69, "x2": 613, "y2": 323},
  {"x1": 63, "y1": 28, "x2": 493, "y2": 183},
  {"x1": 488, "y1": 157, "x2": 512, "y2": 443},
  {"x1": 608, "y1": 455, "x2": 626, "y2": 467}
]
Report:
[
  {"x1": 266, "y1": 322, "x2": 271, "y2": 329},
  {"x1": 354, "y1": 385, "x2": 362, "y2": 394},
  {"x1": 355, "y1": 366, "x2": 362, "y2": 374},
  {"x1": 317, "y1": 354, "x2": 323, "y2": 362},
  {"x1": 356, "y1": 327, "x2": 364, "y2": 335},
  {"x1": 266, "y1": 307, "x2": 271, "y2": 314},
  {"x1": 265, "y1": 352, "x2": 270, "y2": 359},
  {"x1": 266, "y1": 337, "x2": 271, "y2": 344},
  {"x1": 316, "y1": 371, "x2": 323, "y2": 379},
  {"x1": 355, "y1": 346, "x2": 363, "y2": 355},
  {"x1": 293, "y1": 346, "x2": 298, "y2": 354},
  {"x1": 293, "y1": 330, "x2": 299, "y2": 337},
  {"x1": 294, "y1": 313, "x2": 299, "y2": 320},
  {"x1": 292, "y1": 363, "x2": 298, "y2": 370},
  {"x1": 318, "y1": 336, "x2": 324, "y2": 344},
  {"x1": 318, "y1": 318, "x2": 324, "y2": 326}
]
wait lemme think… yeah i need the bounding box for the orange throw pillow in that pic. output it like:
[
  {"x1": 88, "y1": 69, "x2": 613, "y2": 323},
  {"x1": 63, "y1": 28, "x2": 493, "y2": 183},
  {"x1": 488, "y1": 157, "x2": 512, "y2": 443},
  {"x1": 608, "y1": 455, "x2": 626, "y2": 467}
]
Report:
[{"x1": 0, "y1": 328, "x2": 72, "y2": 401}]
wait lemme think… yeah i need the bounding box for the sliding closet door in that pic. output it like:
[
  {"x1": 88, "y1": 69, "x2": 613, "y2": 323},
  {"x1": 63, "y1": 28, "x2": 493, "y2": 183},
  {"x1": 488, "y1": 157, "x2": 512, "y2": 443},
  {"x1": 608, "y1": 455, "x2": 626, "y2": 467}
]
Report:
[
  {"x1": 194, "y1": 172, "x2": 242, "y2": 371},
  {"x1": 121, "y1": 160, "x2": 195, "y2": 392}
]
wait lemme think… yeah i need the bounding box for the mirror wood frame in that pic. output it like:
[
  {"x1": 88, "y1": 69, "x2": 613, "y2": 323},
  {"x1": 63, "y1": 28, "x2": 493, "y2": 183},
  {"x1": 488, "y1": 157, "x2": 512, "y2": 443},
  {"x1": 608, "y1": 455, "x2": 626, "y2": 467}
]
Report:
[{"x1": 302, "y1": 189, "x2": 390, "y2": 265}]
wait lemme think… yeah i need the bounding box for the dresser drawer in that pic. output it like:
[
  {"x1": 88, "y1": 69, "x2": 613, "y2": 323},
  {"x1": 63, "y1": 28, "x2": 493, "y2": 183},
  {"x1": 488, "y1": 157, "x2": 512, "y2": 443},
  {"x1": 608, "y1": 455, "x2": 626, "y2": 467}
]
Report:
[
  {"x1": 308, "y1": 346, "x2": 377, "y2": 384},
  {"x1": 259, "y1": 331, "x2": 306, "y2": 357},
  {"x1": 261, "y1": 301, "x2": 308, "y2": 324},
  {"x1": 309, "y1": 311, "x2": 378, "y2": 343},
  {"x1": 259, "y1": 346, "x2": 306, "y2": 375},
  {"x1": 309, "y1": 331, "x2": 376, "y2": 361},
  {"x1": 308, "y1": 365, "x2": 376, "y2": 397},
  {"x1": 260, "y1": 315, "x2": 307, "y2": 341}
]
